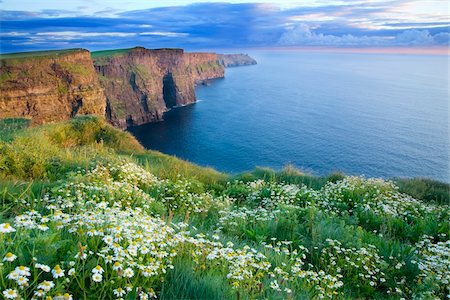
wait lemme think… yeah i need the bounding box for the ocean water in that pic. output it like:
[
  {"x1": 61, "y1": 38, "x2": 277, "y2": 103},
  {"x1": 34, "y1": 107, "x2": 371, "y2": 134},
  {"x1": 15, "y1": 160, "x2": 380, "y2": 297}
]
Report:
[{"x1": 129, "y1": 50, "x2": 449, "y2": 182}]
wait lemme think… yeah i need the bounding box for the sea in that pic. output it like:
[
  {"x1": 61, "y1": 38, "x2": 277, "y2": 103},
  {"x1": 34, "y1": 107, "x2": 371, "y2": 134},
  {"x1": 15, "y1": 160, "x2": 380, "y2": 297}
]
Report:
[{"x1": 129, "y1": 50, "x2": 449, "y2": 182}]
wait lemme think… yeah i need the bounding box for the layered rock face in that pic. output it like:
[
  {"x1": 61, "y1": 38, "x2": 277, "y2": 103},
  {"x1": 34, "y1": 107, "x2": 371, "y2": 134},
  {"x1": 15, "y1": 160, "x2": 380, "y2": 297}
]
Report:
[
  {"x1": 0, "y1": 49, "x2": 106, "y2": 125},
  {"x1": 93, "y1": 47, "x2": 224, "y2": 128},
  {"x1": 0, "y1": 47, "x2": 255, "y2": 128}
]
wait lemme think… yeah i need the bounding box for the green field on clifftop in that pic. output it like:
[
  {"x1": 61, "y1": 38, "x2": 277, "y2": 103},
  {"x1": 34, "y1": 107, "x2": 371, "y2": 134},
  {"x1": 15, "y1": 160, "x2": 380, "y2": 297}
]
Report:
[
  {"x1": 0, "y1": 117, "x2": 448, "y2": 300},
  {"x1": 0, "y1": 49, "x2": 86, "y2": 60}
]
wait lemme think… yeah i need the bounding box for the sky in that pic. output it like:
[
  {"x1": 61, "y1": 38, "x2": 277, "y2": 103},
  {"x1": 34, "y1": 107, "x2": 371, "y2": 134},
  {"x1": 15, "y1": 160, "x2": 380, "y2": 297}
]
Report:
[{"x1": 0, "y1": 0, "x2": 449, "y2": 53}]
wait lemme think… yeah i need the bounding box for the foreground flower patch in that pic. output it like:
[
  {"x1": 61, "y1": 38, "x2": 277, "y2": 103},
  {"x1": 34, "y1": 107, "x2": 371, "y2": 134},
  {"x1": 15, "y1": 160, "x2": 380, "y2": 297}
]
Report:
[{"x1": 1, "y1": 162, "x2": 448, "y2": 299}]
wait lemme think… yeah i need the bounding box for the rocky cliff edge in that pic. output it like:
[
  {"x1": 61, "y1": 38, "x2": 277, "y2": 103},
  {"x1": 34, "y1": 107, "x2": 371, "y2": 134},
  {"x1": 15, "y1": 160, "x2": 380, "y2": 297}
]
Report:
[{"x1": 1, "y1": 47, "x2": 256, "y2": 128}]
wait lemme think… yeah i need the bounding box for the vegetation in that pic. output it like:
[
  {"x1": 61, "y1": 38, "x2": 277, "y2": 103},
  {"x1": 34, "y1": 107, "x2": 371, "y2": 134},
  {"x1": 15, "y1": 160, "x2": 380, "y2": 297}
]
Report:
[
  {"x1": 0, "y1": 116, "x2": 448, "y2": 299},
  {"x1": 0, "y1": 49, "x2": 85, "y2": 60},
  {"x1": 91, "y1": 48, "x2": 133, "y2": 58}
]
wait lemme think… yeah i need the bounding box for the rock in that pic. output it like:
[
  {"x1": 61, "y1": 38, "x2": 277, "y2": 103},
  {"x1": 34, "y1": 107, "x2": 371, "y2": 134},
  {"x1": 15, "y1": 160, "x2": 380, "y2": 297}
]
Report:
[
  {"x1": 0, "y1": 47, "x2": 256, "y2": 129},
  {"x1": 0, "y1": 49, "x2": 106, "y2": 125},
  {"x1": 93, "y1": 47, "x2": 224, "y2": 128},
  {"x1": 217, "y1": 54, "x2": 257, "y2": 67}
]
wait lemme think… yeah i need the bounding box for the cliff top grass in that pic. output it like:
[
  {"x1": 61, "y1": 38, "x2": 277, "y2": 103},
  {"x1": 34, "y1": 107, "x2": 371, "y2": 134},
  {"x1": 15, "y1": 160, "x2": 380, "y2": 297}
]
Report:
[
  {"x1": 0, "y1": 48, "x2": 87, "y2": 60},
  {"x1": 91, "y1": 48, "x2": 134, "y2": 58}
]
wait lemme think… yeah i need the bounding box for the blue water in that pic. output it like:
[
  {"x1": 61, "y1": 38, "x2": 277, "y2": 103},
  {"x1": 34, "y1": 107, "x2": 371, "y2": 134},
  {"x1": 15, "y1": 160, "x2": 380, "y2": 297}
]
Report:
[{"x1": 129, "y1": 50, "x2": 449, "y2": 182}]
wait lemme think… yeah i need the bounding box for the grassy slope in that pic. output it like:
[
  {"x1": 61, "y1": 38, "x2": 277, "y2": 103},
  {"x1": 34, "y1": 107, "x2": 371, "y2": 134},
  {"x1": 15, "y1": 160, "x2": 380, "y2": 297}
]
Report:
[
  {"x1": 0, "y1": 116, "x2": 448, "y2": 299},
  {"x1": 0, "y1": 115, "x2": 447, "y2": 214},
  {"x1": 0, "y1": 116, "x2": 225, "y2": 200}
]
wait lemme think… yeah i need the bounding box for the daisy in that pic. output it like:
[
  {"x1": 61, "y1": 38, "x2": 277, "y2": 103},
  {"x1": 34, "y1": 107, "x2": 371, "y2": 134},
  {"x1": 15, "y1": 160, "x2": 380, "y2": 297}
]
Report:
[
  {"x1": 3, "y1": 252, "x2": 17, "y2": 262},
  {"x1": 92, "y1": 273, "x2": 103, "y2": 283},
  {"x1": 3, "y1": 289, "x2": 18, "y2": 299},
  {"x1": 17, "y1": 276, "x2": 29, "y2": 286},
  {"x1": 52, "y1": 265, "x2": 65, "y2": 278},
  {"x1": 123, "y1": 267, "x2": 134, "y2": 278},
  {"x1": 35, "y1": 263, "x2": 51, "y2": 272},
  {"x1": 0, "y1": 223, "x2": 16, "y2": 233},
  {"x1": 113, "y1": 288, "x2": 126, "y2": 297},
  {"x1": 92, "y1": 265, "x2": 104, "y2": 274},
  {"x1": 34, "y1": 289, "x2": 46, "y2": 297},
  {"x1": 37, "y1": 280, "x2": 55, "y2": 292},
  {"x1": 15, "y1": 266, "x2": 31, "y2": 276}
]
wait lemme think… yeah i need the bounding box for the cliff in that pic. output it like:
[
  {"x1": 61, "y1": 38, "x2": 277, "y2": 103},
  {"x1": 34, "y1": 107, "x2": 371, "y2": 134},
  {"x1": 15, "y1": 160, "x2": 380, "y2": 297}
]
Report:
[
  {"x1": 0, "y1": 49, "x2": 106, "y2": 125},
  {"x1": 93, "y1": 47, "x2": 224, "y2": 128},
  {"x1": 0, "y1": 47, "x2": 255, "y2": 128},
  {"x1": 217, "y1": 53, "x2": 257, "y2": 67}
]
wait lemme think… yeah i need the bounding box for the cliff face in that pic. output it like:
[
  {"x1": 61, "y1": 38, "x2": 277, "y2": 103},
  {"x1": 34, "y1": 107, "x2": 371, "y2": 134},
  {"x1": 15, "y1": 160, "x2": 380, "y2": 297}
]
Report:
[
  {"x1": 0, "y1": 47, "x2": 255, "y2": 129},
  {"x1": 217, "y1": 54, "x2": 257, "y2": 67},
  {"x1": 0, "y1": 49, "x2": 106, "y2": 125},
  {"x1": 93, "y1": 47, "x2": 224, "y2": 128}
]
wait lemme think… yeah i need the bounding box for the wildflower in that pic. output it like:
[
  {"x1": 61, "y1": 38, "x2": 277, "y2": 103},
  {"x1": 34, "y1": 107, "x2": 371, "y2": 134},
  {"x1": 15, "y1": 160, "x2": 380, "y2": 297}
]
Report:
[
  {"x1": 68, "y1": 268, "x2": 76, "y2": 276},
  {"x1": 112, "y1": 261, "x2": 122, "y2": 271},
  {"x1": 103, "y1": 235, "x2": 113, "y2": 245},
  {"x1": 113, "y1": 288, "x2": 126, "y2": 297},
  {"x1": 123, "y1": 267, "x2": 134, "y2": 278},
  {"x1": 3, "y1": 252, "x2": 17, "y2": 262},
  {"x1": 3, "y1": 289, "x2": 18, "y2": 299},
  {"x1": 92, "y1": 273, "x2": 103, "y2": 282},
  {"x1": 17, "y1": 276, "x2": 29, "y2": 286},
  {"x1": 34, "y1": 289, "x2": 46, "y2": 297},
  {"x1": 63, "y1": 293, "x2": 73, "y2": 300},
  {"x1": 0, "y1": 223, "x2": 16, "y2": 233},
  {"x1": 52, "y1": 265, "x2": 65, "y2": 278},
  {"x1": 38, "y1": 224, "x2": 49, "y2": 231},
  {"x1": 92, "y1": 265, "x2": 104, "y2": 274},
  {"x1": 35, "y1": 263, "x2": 51, "y2": 272},
  {"x1": 15, "y1": 266, "x2": 31, "y2": 276},
  {"x1": 7, "y1": 271, "x2": 19, "y2": 280},
  {"x1": 38, "y1": 280, "x2": 55, "y2": 292},
  {"x1": 270, "y1": 280, "x2": 281, "y2": 291},
  {"x1": 105, "y1": 255, "x2": 114, "y2": 263}
]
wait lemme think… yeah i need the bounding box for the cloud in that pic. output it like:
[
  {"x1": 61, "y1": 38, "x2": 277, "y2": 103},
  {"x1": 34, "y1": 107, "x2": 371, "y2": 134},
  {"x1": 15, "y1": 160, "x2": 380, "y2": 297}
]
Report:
[
  {"x1": 393, "y1": 29, "x2": 446, "y2": 46},
  {"x1": 0, "y1": 31, "x2": 29, "y2": 37},
  {"x1": 0, "y1": 2, "x2": 448, "y2": 53},
  {"x1": 139, "y1": 31, "x2": 188, "y2": 37},
  {"x1": 277, "y1": 23, "x2": 449, "y2": 47},
  {"x1": 277, "y1": 23, "x2": 388, "y2": 46},
  {"x1": 35, "y1": 31, "x2": 136, "y2": 40}
]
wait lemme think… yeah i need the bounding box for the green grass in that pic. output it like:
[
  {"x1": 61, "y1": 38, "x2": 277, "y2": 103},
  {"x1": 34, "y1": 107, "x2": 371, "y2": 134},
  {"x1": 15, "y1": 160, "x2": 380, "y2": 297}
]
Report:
[
  {"x1": 91, "y1": 48, "x2": 133, "y2": 58},
  {"x1": 0, "y1": 49, "x2": 86, "y2": 60},
  {"x1": 0, "y1": 116, "x2": 226, "y2": 184},
  {"x1": 395, "y1": 177, "x2": 449, "y2": 204},
  {"x1": 0, "y1": 118, "x2": 31, "y2": 142}
]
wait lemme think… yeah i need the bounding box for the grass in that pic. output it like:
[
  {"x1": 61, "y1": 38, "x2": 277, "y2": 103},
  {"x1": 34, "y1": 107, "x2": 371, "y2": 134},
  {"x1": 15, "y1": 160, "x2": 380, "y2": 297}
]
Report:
[
  {"x1": 395, "y1": 177, "x2": 449, "y2": 205},
  {"x1": 0, "y1": 49, "x2": 86, "y2": 60},
  {"x1": 91, "y1": 48, "x2": 134, "y2": 59},
  {"x1": 0, "y1": 116, "x2": 448, "y2": 299},
  {"x1": 0, "y1": 118, "x2": 31, "y2": 142}
]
